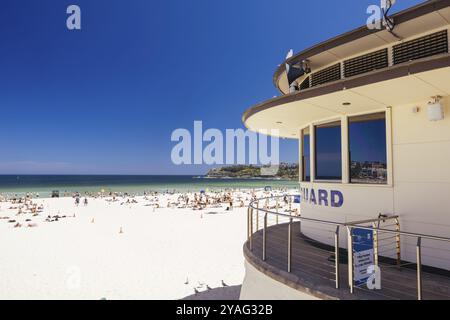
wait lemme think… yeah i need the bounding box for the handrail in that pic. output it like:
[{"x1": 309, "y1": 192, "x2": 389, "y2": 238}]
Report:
[
  {"x1": 249, "y1": 195, "x2": 450, "y2": 243},
  {"x1": 247, "y1": 195, "x2": 450, "y2": 300},
  {"x1": 346, "y1": 216, "x2": 399, "y2": 226}
]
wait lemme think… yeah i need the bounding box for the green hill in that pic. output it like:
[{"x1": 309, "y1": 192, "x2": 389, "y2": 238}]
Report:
[{"x1": 205, "y1": 163, "x2": 299, "y2": 180}]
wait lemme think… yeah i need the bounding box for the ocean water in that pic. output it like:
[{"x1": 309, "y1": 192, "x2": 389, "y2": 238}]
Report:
[{"x1": 0, "y1": 175, "x2": 299, "y2": 198}]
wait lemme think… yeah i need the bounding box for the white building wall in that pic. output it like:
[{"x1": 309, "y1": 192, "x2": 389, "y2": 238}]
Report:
[
  {"x1": 392, "y1": 96, "x2": 450, "y2": 268},
  {"x1": 299, "y1": 96, "x2": 450, "y2": 269},
  {"x1": 239, "y1": 261, "x2": 321, "y2": 300}
]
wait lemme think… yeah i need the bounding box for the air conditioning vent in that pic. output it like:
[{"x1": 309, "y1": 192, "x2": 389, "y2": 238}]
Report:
[
  {"x1": 344, "y1": 49, "x2": 388, "y2": 78},
  {"x1": 299, "y1": 77, "x2": 310, "y2": 90},
  {"x1": 393, "y1": 30, "x2": 448, "y2": 65},
  {"x1": 310, "y1": 63, "x2": 341, "y2": 87}
]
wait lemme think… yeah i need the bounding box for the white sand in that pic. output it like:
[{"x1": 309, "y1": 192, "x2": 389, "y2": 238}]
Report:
[{"x1": 0, "y1": 193, "x2": 256, "y2": 300}]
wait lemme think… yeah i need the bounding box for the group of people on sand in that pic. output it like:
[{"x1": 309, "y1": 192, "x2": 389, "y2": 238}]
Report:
[
  {"x1": 1, "y1": 187, "x2": 300, "y2": 231},
  {"x1": 0, "y1": 193, "x2": 83, "y2": 229},
  {"x1": 74, "y1": 196, "x2": 89, "y2": 206},
  {"x1": 0, "y1": 197, "x2": 45, "y2": 228},
  {"x1": 45, "y1": 213, "x2": 75, "y2": 223},
  {"x1": 161, "y1": 190, "x2": 252, "y2": 212},
  {"x1": 258, "y1": 193, "x2": 299, "y2": 215},
  {"x1": 1, "y1": 193, "x2": 40, "y2": 204}
]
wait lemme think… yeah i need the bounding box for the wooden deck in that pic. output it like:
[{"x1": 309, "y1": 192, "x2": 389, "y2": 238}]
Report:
[{"x1": 245, "y1": 222, "x2": 450, "y2": 300}]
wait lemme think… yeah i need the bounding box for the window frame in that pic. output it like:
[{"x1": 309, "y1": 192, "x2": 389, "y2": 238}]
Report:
[
  {"x1": 301, "y1": 126, "x2": 311, "y2": 182},
  {"x1": 347, "y1": 111, "x2": 388, "y2": 185},
  {"x1": 299, "y1": 108, "x2": 392, "y2": 186}
]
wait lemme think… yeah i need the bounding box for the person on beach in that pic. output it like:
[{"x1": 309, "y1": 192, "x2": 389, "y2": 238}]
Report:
[{"x1": 84, "y1": 198, "x2": 88, "y2": 206}]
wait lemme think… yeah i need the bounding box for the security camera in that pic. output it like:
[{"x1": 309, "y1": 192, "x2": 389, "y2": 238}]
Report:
[{"x1": 301, "y1": 60, "x2": 311, "y2": 74}]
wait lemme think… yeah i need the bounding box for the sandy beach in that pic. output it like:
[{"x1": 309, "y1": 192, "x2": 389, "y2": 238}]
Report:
[{"x1": 0, "y1": 190, "x2": 291, "y2": 300}]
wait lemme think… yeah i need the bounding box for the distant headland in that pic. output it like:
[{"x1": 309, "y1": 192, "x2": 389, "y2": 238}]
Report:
[{"x1": 205, "y1": 163, "x2": 299, "y2": 180}]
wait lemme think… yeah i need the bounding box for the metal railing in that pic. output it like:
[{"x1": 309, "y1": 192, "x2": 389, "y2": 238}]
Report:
[{"x1": 247, "y1": 195, "x2": 450, "y2": 300}]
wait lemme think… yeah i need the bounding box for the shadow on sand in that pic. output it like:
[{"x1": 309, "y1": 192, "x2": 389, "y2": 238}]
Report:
[{"x1": 181, "y1": 285, "x2": 241, "y2": 300}]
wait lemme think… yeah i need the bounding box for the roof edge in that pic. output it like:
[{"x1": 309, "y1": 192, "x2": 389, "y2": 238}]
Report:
[
  {"x1": 272, "y1": 0, "x2": 450, "y2": 92},
  {"x1": 245, "y1": 54, "x2": 450, "y2": 133}
]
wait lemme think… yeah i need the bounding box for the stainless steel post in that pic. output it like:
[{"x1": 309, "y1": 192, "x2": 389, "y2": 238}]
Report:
[
  {"x1": 417, "y1": 237, "x2": 422, "y2": 300},
  {"x1": 256, "y1": 201, "x2": 259, "y2": 231},
  {"x1": 372, "y1": 222, "x2": 379, "y2": 267},
  {"x1": 335, "y1": 226, "x2": 340, "y2": 289},
  {"x1": 288, "y1": 217, "x2": 293, "y2": 273},
  {"x1": 289, "y1": 196, "x2": 292, "y2": 215},
  {"x1": 247, "y1": 207, "x2": 250, "y2": 241},
  {"x1": 347, "y1": 227, "x2": 354, "y2": 293},
  {"x1": 395, "y1": 218, "x2": 401, "y2": 267},
  {"x1": 275, "y1": 198, "x2": 279, "y2": 225},
  {"x1": 263, "y1": 212, "x2": 267, "y2": 261},
  {"x1": 249, "y1": 208, "x2": 253, "y2": 251}
]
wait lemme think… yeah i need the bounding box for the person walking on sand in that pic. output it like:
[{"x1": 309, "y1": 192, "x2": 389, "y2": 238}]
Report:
[{"x1": 84, "y1": 198, "x2": 88, "y2": 206}]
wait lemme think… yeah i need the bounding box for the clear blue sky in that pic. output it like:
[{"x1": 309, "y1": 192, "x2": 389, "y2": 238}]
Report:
[{"x1": 0, "y1": 0, "x2": 423, "y2": 175}]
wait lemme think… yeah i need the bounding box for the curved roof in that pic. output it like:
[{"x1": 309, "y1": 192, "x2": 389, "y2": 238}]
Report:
[
  {"x1": 273, "y1": 0, "x2": 450, "y2": 93},
  {"x1": 244, "y1": 54, "x2": 450, "y2": 138},
  {"x1": 243, "y1": 0, "x2": 450, "y2": 139}
]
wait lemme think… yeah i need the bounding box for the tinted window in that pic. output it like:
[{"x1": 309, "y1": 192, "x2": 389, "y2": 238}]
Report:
[
  {"x1": 349, "y1": 112, "x2": 387, "y2": 184},
  {"x1": 302, "y1": 128, "x2": 310, "y2": 182},
  {"x1": 315, "y1": 121, "x2": 342, "y2": 181}
]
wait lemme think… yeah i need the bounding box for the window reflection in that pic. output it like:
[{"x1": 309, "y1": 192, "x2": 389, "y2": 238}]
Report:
[
  {"x1": 315, "y1": 121, "x2": 342, "y2": 181},
  {"x1": 349, "y1": 112, "x2": 387, "y2": 184}
]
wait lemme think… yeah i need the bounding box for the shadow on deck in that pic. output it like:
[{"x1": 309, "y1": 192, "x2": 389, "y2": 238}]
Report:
[{"x1": 244, "y1": 222, "x2": 450, "y2": 300}]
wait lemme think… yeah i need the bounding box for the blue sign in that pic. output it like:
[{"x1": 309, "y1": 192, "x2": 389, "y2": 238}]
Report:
[
  {"x1": 352, "y1": 228, "x2": 374, "y2": 286},
  {"x1": 293, "y1": 195, "x2": 301, "y2": 203},
  {"x1": 352, "y1": 228, "x2": 374, "y2": 252}
]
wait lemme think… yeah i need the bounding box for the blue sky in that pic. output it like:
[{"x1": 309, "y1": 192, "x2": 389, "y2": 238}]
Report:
[{"x1": 0, "y1": 0, "x2": 423, "y2": 174}]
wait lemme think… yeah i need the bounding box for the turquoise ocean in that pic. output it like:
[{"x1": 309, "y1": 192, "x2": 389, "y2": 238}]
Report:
[{"x1": 0, "y1": 175, "x2": 299, "y2": 198}]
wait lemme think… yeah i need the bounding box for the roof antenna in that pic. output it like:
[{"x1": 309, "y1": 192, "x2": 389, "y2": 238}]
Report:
[
  {"x1": 285, "y1": 49, "x2": 294, "y2": 75},
  {"x1": 286, "y1": 49, "x2": 294, "y2": 60},
  {"x1": 382, "y1": 0, "x2": 402, "y2": 39}
]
